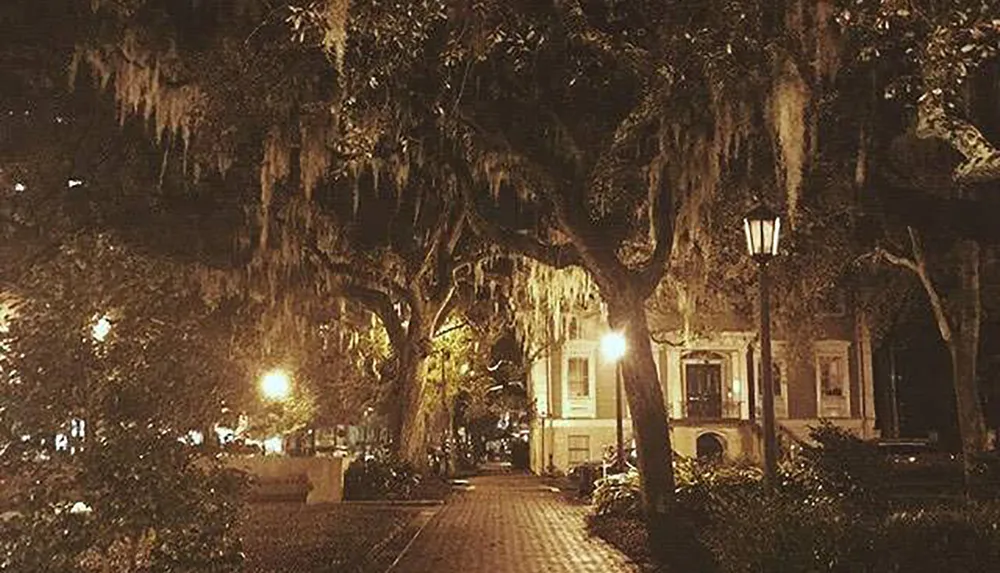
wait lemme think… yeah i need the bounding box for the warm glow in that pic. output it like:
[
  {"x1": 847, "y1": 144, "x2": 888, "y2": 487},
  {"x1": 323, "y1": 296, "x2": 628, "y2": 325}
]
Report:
[
  {"x1": 743, "y1": 204, "x2": 782, "y2": 258},
  {"x1": 263, "y1": 435, "x2": 283, "y2": 454},
  {"x1": 601, "y1": 332, "x2": 627, "y2": 362},
  {"x1": 91, "y1": 315, "x2": 112, "y2": 341},
  {"x1": 260, "y1": 369, "x2": 291, "y2": 401}
]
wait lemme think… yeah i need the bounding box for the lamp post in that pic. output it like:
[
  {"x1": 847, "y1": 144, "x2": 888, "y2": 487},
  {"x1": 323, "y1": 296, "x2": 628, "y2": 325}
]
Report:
[
  {"x1": 744, "y1": 203, "x2": 782, "y2": 488},
  {"x1": 601, "y1": 331, "x2": 627, "y2": 473}
]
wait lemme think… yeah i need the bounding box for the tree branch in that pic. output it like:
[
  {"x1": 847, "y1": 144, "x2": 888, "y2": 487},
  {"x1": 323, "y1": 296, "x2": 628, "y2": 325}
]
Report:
[
  {"x1": 414, "y1": 202, "x2": 455, "y2": 284},
  {"x1": 874, "y1": 245, "x2": 920, "y2": 276},
  {"x1": 916, "y1": 23, "x2": 1000, "y2": 182},
  {"x1": 875, "y1": 227, "x2": 953, "y2": 343},
  {"x1": 343, "y1": 284, "x2": 406, "y2": 348},
  {"x1": 447, "y1": 154, "x2": 583, "y2": 270},
  {"x1": 638, "y1": 161, "x2": 674, "y2": 295},
  {"x1": 553, "y1": 0, "x2": 655, "y2": 76}
]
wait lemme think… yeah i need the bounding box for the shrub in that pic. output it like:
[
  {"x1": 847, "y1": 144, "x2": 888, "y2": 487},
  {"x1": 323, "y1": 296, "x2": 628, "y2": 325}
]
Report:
[
  {"x1": 343, "y1": 449, "x2": 422, "y2": 501},
  {"x1": 591, "y1": 470, "x2": 643, "y2": 517},
  {"x1": 0, "y1": 236, "x2": 250, "y2": 572},
  {"x1": 799, "y1": 422, "x2": 888, "y2": 504},
  {"x1": 0, "y1": 437, "x2": 248, "y2": 573}
]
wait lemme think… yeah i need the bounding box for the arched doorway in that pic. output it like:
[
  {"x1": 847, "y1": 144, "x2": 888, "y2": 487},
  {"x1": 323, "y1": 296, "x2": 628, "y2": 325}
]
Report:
[{"x1": 696, "y1": 432, "x2": 725, "y2": 462}]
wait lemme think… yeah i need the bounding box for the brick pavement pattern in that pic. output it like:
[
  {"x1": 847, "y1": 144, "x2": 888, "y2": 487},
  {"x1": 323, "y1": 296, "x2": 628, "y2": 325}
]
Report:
[{"x1": 389, "y1": 474, "x2": 639, "y2": 573}]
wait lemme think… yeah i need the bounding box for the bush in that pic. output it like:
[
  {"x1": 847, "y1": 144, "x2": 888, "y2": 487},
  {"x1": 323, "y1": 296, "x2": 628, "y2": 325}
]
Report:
[
  {"x1": 591, "y1": 470, "x2": 643, "y2": 518},
  {"x1": 0, "y1": 436, "x2": 248, "y2": 573},
  {"x1": 799, "y1": 422, "x2": 888, "y2": 504},
  {"x1": 590, "y1": 441, "x2": 1000, "y2": 573},
  {"x1": 343, "y1": 449, "x2": 423, "y2": 501},
  {"x1": 869, "y1": 505, "x2": 1000, "y2": 573}
]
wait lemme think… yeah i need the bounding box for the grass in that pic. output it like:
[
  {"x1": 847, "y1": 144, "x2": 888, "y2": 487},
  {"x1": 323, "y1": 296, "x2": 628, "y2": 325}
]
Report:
[
  {"x1": 587, "y1": 513, "x2": 653, "y2": 569},
  {"x1": 239, "y1": 502, "x2": 423, "y2": 572}
]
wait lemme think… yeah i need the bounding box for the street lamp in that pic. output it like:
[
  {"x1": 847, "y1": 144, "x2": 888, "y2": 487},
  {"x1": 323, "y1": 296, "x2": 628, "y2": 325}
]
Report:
[
  {"x1": 601, "y1": 331, "x2": 627, "y2": 473},
  {"x1": 260, "y1": 368, "x2": 292, "y2": 402},
  {"x1": 744, "y1": 203, "x2": 781, "y2": 488},
  {"x1": 91, "y1": 315, "x2": 112, "y2": 342}
]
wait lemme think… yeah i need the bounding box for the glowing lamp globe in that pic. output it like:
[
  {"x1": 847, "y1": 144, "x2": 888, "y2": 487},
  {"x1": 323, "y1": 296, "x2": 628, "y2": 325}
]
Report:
[
  {"x1": 92, "y1": 315, "x2": 112, "y2": 342},
  {"x1": 601, "y1": 332, "x2": 627, "y2": 362},
  {"x1": 260, "y1": 369, "x2": 291, "y2": 402},
  {"x1": 743, "y1": 203, "x2": 781, "y2": 261}
]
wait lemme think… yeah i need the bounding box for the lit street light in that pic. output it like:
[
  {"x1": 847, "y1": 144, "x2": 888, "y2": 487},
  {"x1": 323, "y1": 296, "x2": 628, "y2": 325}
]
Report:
[
  {"x1": 260, "y1": 369, "x2": 292, "y2": 402},
  {"x1": 91, "y1": 315, "x2": 112, "y2": 342},
  {"x1": 744, "y1": 202, "x2": 782, "y2": 488},
  {"x1": 601, "y1": 331, "x2": 627, "y2": 473}
]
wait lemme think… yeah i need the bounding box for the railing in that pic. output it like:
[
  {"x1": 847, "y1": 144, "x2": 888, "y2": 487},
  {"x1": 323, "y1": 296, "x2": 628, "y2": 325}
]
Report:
[{"x1": 682, "y1": 399, "x2": 745, "y2": 420}]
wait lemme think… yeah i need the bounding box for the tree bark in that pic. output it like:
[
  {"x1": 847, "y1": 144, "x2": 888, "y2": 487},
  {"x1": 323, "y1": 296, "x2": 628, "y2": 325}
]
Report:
[
  {"x1": 949, "y1": 239, "x2": 987, "y2": 460},
  {"x1": 387, "y1": 312, "x2": 433, "y2": 470},
  {"x1": 394, "y1": 343, "x2": 429, "y2": 470},
  {"x1": 608, "y1": 290, "x2": 712, "y2": 569},
  {"x1": 607, "y1": 294, "x2": 674, "y2": 511}
]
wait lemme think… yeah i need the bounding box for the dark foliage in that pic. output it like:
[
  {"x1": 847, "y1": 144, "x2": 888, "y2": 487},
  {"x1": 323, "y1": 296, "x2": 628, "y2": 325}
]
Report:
[
  {"x1": 0, "y1": 234, "x2": 249, "y2": 572},
  {"x1": 343, "y1": 448, "x2": 449, "y2": 501},
  {"x1": 590, "y1": 428, "x2": 1000, "y2": 572}
]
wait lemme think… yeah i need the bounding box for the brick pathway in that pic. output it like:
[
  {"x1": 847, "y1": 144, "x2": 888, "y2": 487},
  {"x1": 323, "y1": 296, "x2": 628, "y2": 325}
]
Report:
[{"x1": 388, "y1": 474, "x2": 639, "y2": 573}]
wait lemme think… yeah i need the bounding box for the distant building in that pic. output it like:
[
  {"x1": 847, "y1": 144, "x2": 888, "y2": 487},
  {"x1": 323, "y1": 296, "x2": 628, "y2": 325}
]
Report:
[{"x1": 528, "y1": 302, "x2": 878, "y2": 473}]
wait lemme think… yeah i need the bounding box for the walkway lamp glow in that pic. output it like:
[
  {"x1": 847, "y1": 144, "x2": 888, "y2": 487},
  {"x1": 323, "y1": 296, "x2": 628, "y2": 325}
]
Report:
[
  {"x1": 743, "y1": 203, "x2": 781, "y2": 488},
  {"x1": 91, "y1": 315, "x2": 112, "y2": 342},
  {"x1": 260, "y1": 369, "x2": 292, "y2": 402},
  {"x1": 601, "y1": 331, "x2": 627, "y2": 473}
]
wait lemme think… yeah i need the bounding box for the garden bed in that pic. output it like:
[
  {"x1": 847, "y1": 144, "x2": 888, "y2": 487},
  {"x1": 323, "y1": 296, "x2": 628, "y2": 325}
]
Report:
[{"x1": 240, "y1": 502, "x2": 424, "y2": 572}]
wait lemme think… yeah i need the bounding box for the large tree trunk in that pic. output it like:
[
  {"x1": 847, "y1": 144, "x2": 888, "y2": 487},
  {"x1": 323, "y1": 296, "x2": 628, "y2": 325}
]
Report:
[
  {"x1": 388, "y1": 340, "x2": 430, "y2": 470},
  {"x1": 607, "y1": 295, "x2": 674, "y2": 510},
  {"x1": 949, "y1": 239, "x2": 987, "y2": 460},
  {"x1": 608, "y1": 291, "x2": 712, "y2": 570}
]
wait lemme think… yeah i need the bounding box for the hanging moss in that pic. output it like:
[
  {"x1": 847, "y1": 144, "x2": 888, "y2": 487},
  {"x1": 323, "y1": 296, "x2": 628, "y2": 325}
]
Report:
[
  {"x1": 259, "y1": 127, "x2": 291, "y2": 251},
  {"x1": 508, "y1": 258, "x2": 596, "y2": 353},
  {"x1": 75, "y1": 32, "x2": 205, "y2": 161},
  {"x1": 321, "y1": 0, "x2": 351, "y2": 73},
  {"x1": 300, "y1": 114, "x2": 334, "y2": 201},
  {"x1": 770, "y1": 55, "x2": 809, "y2": 227}
]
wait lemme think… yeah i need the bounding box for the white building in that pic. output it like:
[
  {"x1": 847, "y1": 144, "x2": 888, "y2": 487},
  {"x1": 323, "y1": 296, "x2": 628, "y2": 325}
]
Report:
[{"x1": 528, "y1": 304, "x2": 878, "y2": 473}]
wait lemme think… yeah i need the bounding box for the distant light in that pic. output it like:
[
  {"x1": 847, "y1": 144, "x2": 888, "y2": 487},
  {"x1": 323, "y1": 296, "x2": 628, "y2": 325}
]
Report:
[
  {"x1": 13, "y1": 182, "x2": 25, "y2": 192},
  {"x1": 70, "y1": 418, "x2": 85, "y2": 439},
  {"x1": 214, "y1": 425, "x2": 235, "y2": 444},
  {"x1": 68, "y1": 179, "x2": 83, "y2": 188},
  {"x1": 263, "y1": 436, "x2": 283, "y2": 454},
  {"x1": 186, "y1": 430, "x2": 204, "y2": 445},
  {"x1": 601, "y1": 332, "x2": 627, "y2": 362},
  {"x1": 260, "y1": 369, "x2": 291, "y2": 401},
  {"x1": 91, "y1": 315, "x2": 112, "y2": 341}
]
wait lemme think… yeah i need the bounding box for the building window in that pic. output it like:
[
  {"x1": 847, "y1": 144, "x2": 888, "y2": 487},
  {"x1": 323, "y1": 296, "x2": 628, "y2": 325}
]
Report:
[
  {"x1": 568, "y1": 357, "x2": 590, "y2": 398},
  {"x1": 568, "y1": 435, "x2": 590, "y2": 464},
  {"x1": 818, "y1": 355, "x2": 845, "y2": 397},
  {"x1": 756, "y1": 360, "x2": 784, "y2": 396},
  {"x1": 772, "y1": 361, "x2": 783, "y2": 396},
  {"x1": 567, "y1": 316, "x2": 581, "y2": 340}
]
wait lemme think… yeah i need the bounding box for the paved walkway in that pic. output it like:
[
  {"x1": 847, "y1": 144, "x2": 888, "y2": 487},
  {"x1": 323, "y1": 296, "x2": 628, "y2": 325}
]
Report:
[{"x1": 388, "y1": 474, "x2": 639, "y2": 573}]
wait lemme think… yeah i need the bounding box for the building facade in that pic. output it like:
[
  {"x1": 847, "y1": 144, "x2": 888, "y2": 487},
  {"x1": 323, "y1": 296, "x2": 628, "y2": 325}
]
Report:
[{"x1": 528, "y1": 306, "x2": 878, "y2": 473}]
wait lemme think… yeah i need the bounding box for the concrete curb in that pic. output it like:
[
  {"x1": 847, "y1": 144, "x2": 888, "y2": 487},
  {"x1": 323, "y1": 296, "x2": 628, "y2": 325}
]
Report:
[
  {"x1": 341, "y1": 499, "x2": 446, "y2": 507},
  {"x1": 381, "y1": 506, "x2": 440, "y2": 572}
]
